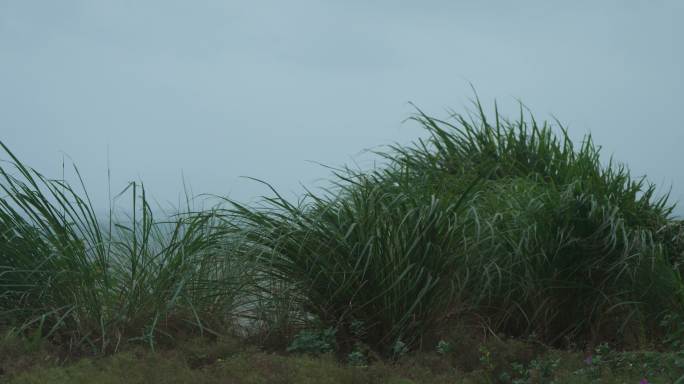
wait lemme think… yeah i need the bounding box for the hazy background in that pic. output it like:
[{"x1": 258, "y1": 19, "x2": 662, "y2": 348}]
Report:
[{"x1": 1, "y1": 1, "x2": 682, "y2": 215}]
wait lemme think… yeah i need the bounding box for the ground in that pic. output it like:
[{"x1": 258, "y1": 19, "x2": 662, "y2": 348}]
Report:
[{"x1": 2, "y1": 334, "x2": 682, "y2": 383}]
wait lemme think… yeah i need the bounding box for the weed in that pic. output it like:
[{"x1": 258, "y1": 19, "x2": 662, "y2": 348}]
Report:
[
  {"x1": 436, "y1": 340, "x2": 452, "y2": 355},
  {"x1": 391, "y1": 339, "x2": 408, "y2": 361},
  {"x1": 347, "y1": 350, "x2": 368, "y2": 367},
  {"x1": 286, "y1": 327, "x2": 336, "y2": 355}
]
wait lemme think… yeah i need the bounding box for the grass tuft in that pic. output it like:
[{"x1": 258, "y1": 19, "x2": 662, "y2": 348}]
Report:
[{"x1": 0, "y1": 142, "x2": 248, "y2": 354}]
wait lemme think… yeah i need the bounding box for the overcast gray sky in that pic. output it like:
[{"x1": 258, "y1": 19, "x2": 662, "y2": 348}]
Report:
[{"x1": 1, "y1": 1, "x2": 683, "y2": 214}]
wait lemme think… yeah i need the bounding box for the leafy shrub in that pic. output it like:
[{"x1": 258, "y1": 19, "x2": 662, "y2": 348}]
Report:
[{"x1": 286, "y1": 327, "x2": 337, "y2": 355}]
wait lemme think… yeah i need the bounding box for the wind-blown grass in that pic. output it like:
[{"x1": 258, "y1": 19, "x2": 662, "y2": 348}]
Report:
[
  {"x1": 224, "y1": 100, "x2": 684, "y2": 352},
  {"x1": 393, "y1": 102, "x2": 673, "y2": 224},
  {"x1": 463, "y1": 178, "x2": 683, "y2": 343},
  {"x1": 224, "y1": 172, "x2": 479, "y2": 352},
  {"x1": 389, "y1": 102, "x2": 684, "y2": 343},
  {"x1": 2, "y1": 98, "x2": 683, "y2": 359},
  {"x1": 0, "y1": 142, "x2": 247, "y2": 354}
]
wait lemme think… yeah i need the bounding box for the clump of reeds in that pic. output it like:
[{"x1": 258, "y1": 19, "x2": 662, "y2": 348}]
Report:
[
  {"x1": 0, "y1": 142, "x2": 247, "y2": 354},
  {"x1": 2, "y1": 98, "x2": 682, "y2": 357}
]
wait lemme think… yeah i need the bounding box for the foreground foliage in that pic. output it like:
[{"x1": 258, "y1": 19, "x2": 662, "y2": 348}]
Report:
[
  {"x1": 0, "y1": 143, "x2": 248, "y2": 354},
  {"x1": 2, "y1": 98, "x2": 684, "y2": 366},
  {"x1": 2, "y1": 334, "x2": 683, "y2": 384},
  {"x1": 225, "y1": 101, "x2": 684, "y2": 353}
]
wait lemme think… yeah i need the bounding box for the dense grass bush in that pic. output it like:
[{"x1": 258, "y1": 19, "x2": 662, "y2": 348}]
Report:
[
  {"x1": 463, "y1": 178, "x2": 683, "y2": 343},
  {"x1": 391, "y1": 102, "x2": 684, "y2": 343},
  {"x1": 0, "y1": 142, "x2": 247, "y2": 353},
  {"x1": 226, "y1": 100, "x2": 684, "y2": 353},
  {"x1": 393, "y1": 103, "x2": 673, "y2": 226},
  {"x1": 224, "y1": 173, "x2": 478, "y2": 352}
]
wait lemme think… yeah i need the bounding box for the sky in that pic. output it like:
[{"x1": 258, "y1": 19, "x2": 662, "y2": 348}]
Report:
[{"x1": 1, "y1": 1, "x2": 683, "y2": 215}]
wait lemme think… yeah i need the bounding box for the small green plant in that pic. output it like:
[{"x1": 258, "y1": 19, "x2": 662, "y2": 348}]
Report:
[
  {"x1": 506, "y1": 358, "x2": 560, "y2": 384},
  {"x1": 436, "y1": 340, "x2": 452, "y2": 355},
  {"x1": 286, "y1": 327, "x2": 337, "y2": 355},
  {"x1": 530, "y1": 357, "x2": 560, "y2": 382},
  {"x1": 479, "y1": 345, "x2": 494, "y2": 371},
  {"x1": 478, "y1": 344, "x2": 498, "y2": 383},
  {"x1": 346, "y1": 320, "x2": 370, "y2": 366},
  {"x1": 391, "y1": 339, "x2": 408, "y2": 360},
  {"x1": 498, "y1": 371, "x2": 512, "y2": 383},
  {"x1": 573, "y1": 344, "x2": 623, "y2": 381},
  {"x1": 349, "y1": 320, "x2": 366, "y2": 339},
  {"x1": 661, "y1": 313, "x2": 684, "y2": 350},
  {"x1": 508, "y1": 362, "x2": 527, "y2": 384},
  {"x1": 347, "y1": 350, "x2": 368, "y2": 367}
]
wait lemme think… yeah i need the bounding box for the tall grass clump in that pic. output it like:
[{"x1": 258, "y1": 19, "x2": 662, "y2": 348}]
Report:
[
  {"x1": 2, "y1": 97, "x2": 682, "y2": 358},
  {"x1": 394, "y1": 102, "x2": 673, "y2": 227},
  {"x1": 463, "y1": 177, "x2": 683, "y2": 343},
  {"x1": 224, "y1": 170, "x2": 480, "y2": 353},
  {"x1": 226, "y1": 99, "x2": 684, "y2": 352},
  {"x1": 0, "y1": 142, "x2": 247, "y2": 354},
  {"x1": 389, "y1": 100, "x2": 684, "y2": 343}
]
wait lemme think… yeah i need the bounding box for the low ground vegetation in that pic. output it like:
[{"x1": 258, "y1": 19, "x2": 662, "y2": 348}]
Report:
[{"x1": 3, "y1": 331, "x2": 684, "y2": 383}]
